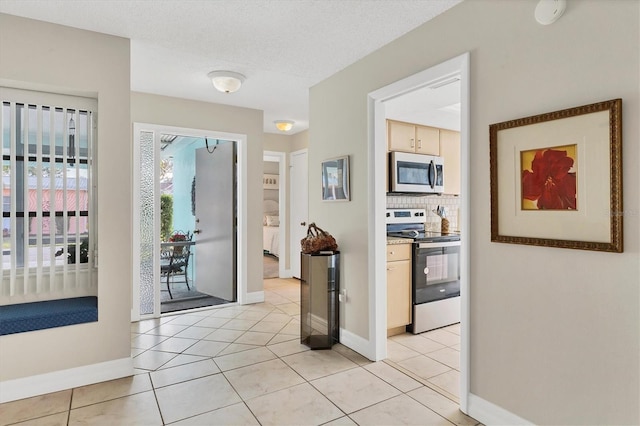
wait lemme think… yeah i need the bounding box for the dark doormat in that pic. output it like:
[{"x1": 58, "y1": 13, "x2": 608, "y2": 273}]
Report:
[{"x1": 161, "y1": 295, "x2": 230, "y2": 314}]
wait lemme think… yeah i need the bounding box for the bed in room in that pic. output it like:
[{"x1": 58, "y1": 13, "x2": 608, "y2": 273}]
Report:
[{"x1": 263, "y1": 199, "x2": 280, "y2": 257}]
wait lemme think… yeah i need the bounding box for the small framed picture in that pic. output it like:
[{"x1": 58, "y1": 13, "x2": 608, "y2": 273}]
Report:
[
  {"x1": 322, "y1": 155, "x2": 350, "y2": 202},
  {"x1": 263, "y1": 174, "x2": 279, "y2": 189}
]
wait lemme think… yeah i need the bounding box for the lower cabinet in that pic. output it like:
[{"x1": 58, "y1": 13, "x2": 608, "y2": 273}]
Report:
[{"x1": 386, "y1": 244, "x2": 412, "y2": 333}]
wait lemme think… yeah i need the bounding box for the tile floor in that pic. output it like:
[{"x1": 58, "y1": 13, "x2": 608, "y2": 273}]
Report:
[{"x1": 0, "y1": 278, "x2": 479, "y2": 426}]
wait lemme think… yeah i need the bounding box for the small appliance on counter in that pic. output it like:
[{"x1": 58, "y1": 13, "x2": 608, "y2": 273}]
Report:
[{"x1": 386, "y1": 208, "x2": 460, "y2": 334}]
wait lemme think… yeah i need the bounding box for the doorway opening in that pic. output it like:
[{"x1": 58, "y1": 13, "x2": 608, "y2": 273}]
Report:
[
  {"x1": 262, "y1": 151, "x2": 287, "y2": 280},
  {"x1": 132, "y1": 123, "x2": 248, "y2": 321},
  {"x1": 368, "y1": 53, "x2": 470, "y2": 411}
]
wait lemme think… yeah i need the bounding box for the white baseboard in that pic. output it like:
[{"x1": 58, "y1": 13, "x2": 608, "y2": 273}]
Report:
[
  {"x1": 467, "y1": 393, "x2": 533, "y2": 425},
  {"x1": 339, "y1": 328, "x2": 374, "y2": 360},
  {"x1": 0, "y1": 357, "x2": 134, "y2": 403},
  {"x1": 243, "y1": 290, "x2": 265, "y2": 304}
]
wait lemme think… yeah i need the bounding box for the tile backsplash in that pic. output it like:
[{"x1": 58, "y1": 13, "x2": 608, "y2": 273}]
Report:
[{"x1": 387, "y1": 194, "x2": 461, "y2": 232}]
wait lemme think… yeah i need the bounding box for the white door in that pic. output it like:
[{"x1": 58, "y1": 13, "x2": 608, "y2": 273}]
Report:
[
  {"x1": 290, "y1": 149, "x2": 308, "y2": 279},
  {"x1": 194, "y1": 142, "x2": 236, "y2": 301}
]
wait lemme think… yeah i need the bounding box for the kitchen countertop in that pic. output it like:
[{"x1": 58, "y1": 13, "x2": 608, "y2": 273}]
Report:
[{"x1": 387, "y1": 236, "x2": 414, "y2": 245}]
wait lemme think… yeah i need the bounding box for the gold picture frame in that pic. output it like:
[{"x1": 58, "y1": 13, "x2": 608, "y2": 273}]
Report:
[{"x1": 489, "y1": 99, "x2": 623, "y2": 252}]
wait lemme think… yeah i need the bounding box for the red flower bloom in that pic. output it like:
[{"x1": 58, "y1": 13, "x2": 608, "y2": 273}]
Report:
[{"x1": 522, "y1": 148, "x2": 576, "y2": 210}]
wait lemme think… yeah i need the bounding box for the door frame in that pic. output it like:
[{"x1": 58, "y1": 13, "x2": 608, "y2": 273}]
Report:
[
  {"x1": 132, "y1": 123, "x2": 247, "y2": 320},
  {"x1": 367, "y1": 52, "x2": 470, "y2": 411},
  {"x1": 263, "y1": 150, "x2": 288, "y2": 278}
]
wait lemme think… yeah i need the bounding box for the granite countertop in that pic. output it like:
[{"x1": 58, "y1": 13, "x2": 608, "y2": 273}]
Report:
[{"x1": 387, "y1": 236, "x2": 413, "y2": 245}]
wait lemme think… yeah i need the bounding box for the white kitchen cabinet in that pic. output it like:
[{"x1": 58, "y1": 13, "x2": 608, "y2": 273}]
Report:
[
  {"x1": 439, "y1": 129, "x2": 461, "y2": 195},
  {"x1": 386, "y1": 243, "x2": 412, "y2": 333},
  {"x1": 387, "y1": 120, "x2": 439, "y2": 155}
]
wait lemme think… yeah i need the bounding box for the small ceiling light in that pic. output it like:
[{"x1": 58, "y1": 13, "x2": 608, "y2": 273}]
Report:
[
  {"x1": 207, "y1": 71, "x2": 245, "y2": 93},
  {"x1": 274, "y1": 120, "x2": 294, "y2": 132},
  {"x1": 535, "y1": 0, "x2": 566, "y2": 25}
]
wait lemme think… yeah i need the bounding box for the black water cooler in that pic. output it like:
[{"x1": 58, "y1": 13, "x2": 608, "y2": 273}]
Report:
[{"x1": 300, "y1": 251, "x2": 340, "y2": 349}]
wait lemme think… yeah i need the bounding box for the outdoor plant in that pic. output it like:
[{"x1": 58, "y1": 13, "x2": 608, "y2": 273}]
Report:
[
  {"x1": 161, "y1": 194, "x2": 173, "y2": 241},
  {"x1": 55, "y1": 238, "x2": 89, "y2": 264}
]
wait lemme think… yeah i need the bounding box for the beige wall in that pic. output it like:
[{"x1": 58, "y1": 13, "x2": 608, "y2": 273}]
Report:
[
  {"x1": 131, "y1": 92, "x2": 264, "y2": 295},
  {"x1": 0, "y1": 14, "x2": 132, "y2": 380},
  {"x1": 309, "y1": 0, "x2": 639, "y2": 424}
]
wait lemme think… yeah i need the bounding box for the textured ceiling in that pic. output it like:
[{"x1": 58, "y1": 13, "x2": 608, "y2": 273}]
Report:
[{"x1": 0, "y1": 0, "x2": 462, "y2": 134}]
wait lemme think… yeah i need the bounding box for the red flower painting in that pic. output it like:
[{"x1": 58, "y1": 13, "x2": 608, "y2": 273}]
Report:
[{"x1": 521, "y1": 145, "x2": 577, "y2": 210}]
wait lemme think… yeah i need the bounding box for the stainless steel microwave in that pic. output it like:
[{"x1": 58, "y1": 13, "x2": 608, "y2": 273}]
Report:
[{"x1": 389, "y1": 151, "x2": 444, "y2": 194}]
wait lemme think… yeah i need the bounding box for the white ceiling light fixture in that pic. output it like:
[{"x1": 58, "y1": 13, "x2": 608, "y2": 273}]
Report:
[
  {"x1": 207, "y1": 71, "x2": 246, "y2": 93},
  {"x1": 274, "y1": 120, "x2": 294, "y2": 132},
  {"x1": 535, "y1": 0, "x2": 566, "y2": 25}
]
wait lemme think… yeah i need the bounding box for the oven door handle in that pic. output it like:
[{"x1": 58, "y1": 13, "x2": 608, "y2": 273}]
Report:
[{"x1": 417, "y1": 241, "x2": 460, "y2": 249}]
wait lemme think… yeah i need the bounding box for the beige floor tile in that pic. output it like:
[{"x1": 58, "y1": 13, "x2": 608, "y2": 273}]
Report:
[
  {"x1": 282, "y1": 349, "x2": 358, "y2": 381},
  {"x1": 165, "y1": 314, "x2": 207, "y2": 326},
  {"x1": 262, "y1": 312, "x2": 292, "y2": 323},
  {"x1": 130, "y1": 318, "x2": 162, "y2": 333},
  {"x1": 266, "y1": 338, "x2": 310, "y2": 357},
  {"x1": 264, "y1": 293, "x2": 290, "y2": 305},
  {"x1": 131, "y1": 348, "x2": 145, "y2": 357},
  {"x1": 422, "y1": 329, "x2": 460, "y2": 347},
  {"x1": 159, "y1": 354, "x2": 209, "y2": 370},
  {"x1": 182, "y1": 340, "x2": 229, "y2": 357},
  {"x1": 145, "y1": 323, "x2": 190, "y2": 337},
  {"x1": 155, "y1": 374, "x2": 241, "y2": 424},
  {"x1": 234, "y1": 310, "x2": 270, "y2": 321},
  {"x1": 209, "y1": 307, "x2": 244, "y2": 319},
  {"x1": 274, "y1": 302, "x2": 300, "y2": 316},
  {"x1": 425, "y1": 347, "x2": 460, "y2": 370},
  {"x1": 311, "y1": 367, "x2": 400, "y2": 414},
  {"x1": 130, "y1": 333, "x2": 168, "y2": 350},
  {"x1": 268, "y1": 333, "x2": 299, "y2": 344},
  {"x1": 443, "y1": 323, "x2": 461, "y2": 335},
  {"x1": 398, "y1": 355, "x2": 451, "y2": 380},
  {"x1": 0, "y1": 390, "x2": 70, "y2": 426},
  {"x1": 322, "y1": 416, "x2": 358, "y2": 426},
  {"x1": 386, "y1": 340, "x2": 421, "y2": 362},
  {"x1": 224, "y1": 358, "x2": 306, "y2": 400},
  {"x1": 364, "y1": 361, "x2": 422, "y2": 393},
  {"x1": 427, "y1": 369, "x2": 460, "y2": 399},
  {"x1": 68, "y1": 391, "x2": 162, "y2": 426},
  {"x1": 151, "y1": 336, "x2": 199, "y2": 353},
  {"x1": 171, "y1": 402, "x2": 259, "y2": 425},
  {"x1": 193, "y1": 316, "x2": 230, "y2": 328},
  {"x1": 220, "y1": 318, "x2": 258, "y2": 331},
  {"x1": 150, "y1": 359, "x2": 220, "y2": 388},
  {"x1": 391, "y1": 333, "x2": 447, "y2": 354},
  {"x1": 451, "y1": 343, "x2": 461, "y2": 351},
  {"x1": 204, "y1": 328, "x2": 245, "y2": 342},
  {"x1": 245, "y1": 382, "x2": 343, "y2": 426},
  {"x1": 216, "y1": 343, "x2": 261, "y2": 356},
  {"x1": 132, "y1": 350, "x2": 177, "y2": 370},
  {"x1": 234, "y1": 331, "x2": 275, "y2": 346},
  {"x1": 174, "y1": 326, "x2": 219, "y2": 339},
  {"x1": 9, "y1": 411, "x2": 69, "y2": 426},
  {"x1": 278, "y1": 320, "x2": 300, "y2": 335},
  {"x1": 214, "y1": 346, "x2": 277, "y2": 371},
  {"x1": 332, "y1": 343, "x2": 372, "y2": 366},
  {"x1": 249, "y1": 319, "x2": 288, "y2": 333},
  {"x1": 71, "y1": 374, "x2": 152, "y2": 409},
  {"x1": 349, "y1": 394, "x2": 451, "y2": 426},
  {"x1": 408, "y1": 386, "x2": 477, "y2": 425}
]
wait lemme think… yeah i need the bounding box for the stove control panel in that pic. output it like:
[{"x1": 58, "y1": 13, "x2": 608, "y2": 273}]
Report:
[{"x1": 386, "y1": 208, "x2": 427, "y2": 224}]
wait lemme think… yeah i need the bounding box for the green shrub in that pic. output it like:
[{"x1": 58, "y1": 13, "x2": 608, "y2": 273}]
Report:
[{"x1": 161, "y1": 194, "x2": 173, "y2": 241}]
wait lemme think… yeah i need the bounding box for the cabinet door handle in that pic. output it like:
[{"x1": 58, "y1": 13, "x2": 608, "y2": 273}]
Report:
[
  {"x1": 387, "y1": 267, "x2": 396, "y2": 271},
  {"x1": 417, "y1": 139, "x2": 422, "y2": 149},
  {"x1": 410, "y1": 138, "x2": 415, "y2": 148},
  {"x1": 389, "y1": 251, "x2": 394, "y2": 255}
]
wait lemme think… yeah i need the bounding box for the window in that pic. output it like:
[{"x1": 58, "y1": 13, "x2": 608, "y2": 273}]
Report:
[{"x1": 1, "y1": 88, "x2": 97, "y2": 296}]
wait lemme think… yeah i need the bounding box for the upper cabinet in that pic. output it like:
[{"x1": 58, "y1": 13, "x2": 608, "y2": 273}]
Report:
[
  {"x1": 439, "y1": 129, "x2": 460, "y2": 195},
  {"x1": 387, "y1": 120, "x2": 439, "y2": 155}
]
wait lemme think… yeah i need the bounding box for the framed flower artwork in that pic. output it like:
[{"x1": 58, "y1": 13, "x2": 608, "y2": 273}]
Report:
[{"x1": 489, "y1": 99, "x2": 623, "y2": 252}]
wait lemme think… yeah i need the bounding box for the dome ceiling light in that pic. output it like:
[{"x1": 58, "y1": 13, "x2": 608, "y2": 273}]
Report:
[
  {"x1": 274, "y1": 120, "x2": 294, "y2": 132},
  {"x1": 207, "y1": 71, "x2": 245, "y2": 93}
]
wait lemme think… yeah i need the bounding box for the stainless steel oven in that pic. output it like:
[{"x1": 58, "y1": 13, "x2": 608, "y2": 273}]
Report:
[
  {"x1": 410, "y1": 238, "x2": 460, "y2": 334},
  {"x1": 387, "y1": 208, "x2": 460, "y2": 334}
]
